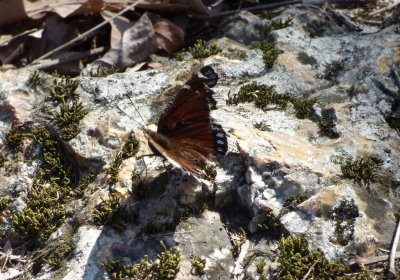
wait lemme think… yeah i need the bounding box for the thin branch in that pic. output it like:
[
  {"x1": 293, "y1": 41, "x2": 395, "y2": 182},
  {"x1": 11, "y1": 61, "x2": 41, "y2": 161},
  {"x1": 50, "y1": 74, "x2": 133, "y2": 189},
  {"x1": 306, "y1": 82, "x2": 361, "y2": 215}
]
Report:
[
  {"x1": 0, "y1": 28, "x2": 38, "y2": 46},
  {"x1": 30, "y1": 47, "x2": 106, "y2": 70},
  {"x1": 348, "y1": 252, "x2": 400, "y2": 266},
  {"x1": 388, "y1": 219, "x2": 400, "y2": 277},
  {"x1": 302, "y1": 260, "x2": 318, "y2": 280},
  {"x1": 29, "y1": 0, "x2": 145, "y2": 65}
]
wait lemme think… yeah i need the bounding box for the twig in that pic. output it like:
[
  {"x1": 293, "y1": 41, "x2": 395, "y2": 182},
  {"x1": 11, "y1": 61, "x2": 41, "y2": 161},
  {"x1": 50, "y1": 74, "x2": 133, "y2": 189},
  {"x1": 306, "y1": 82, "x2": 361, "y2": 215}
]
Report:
[
  {"x1": 326, "y1": 7, "x2": 362, "y2": 32},
  {"x1": 302, "y1": 260, "x2": 318, "y2": 280},
  {"x1": 0, "y1": 28, "x2": 38, "y2": 46},
  {"x1": 369, "y1": 3, "x2": 400, "y2": 16},
  {"x1": 348, "y1": 252, "x2": 400, "y2": 266},
  {"x1": 388, "y1": 219, "x2": 400, "y2": 277},
  {"x1": 30, "y1": 47, "x2": 105, "y2": 70},
  {"x1": 29, "y1": 0, "x2": 145, "y2": 65}
]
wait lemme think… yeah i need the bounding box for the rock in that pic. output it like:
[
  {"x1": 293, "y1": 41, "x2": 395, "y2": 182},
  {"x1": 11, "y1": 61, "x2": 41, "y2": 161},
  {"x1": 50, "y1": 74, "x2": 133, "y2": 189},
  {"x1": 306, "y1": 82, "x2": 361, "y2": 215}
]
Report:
[{"x1": 1, "y1": 5, "x2": 400, "y2": 279}]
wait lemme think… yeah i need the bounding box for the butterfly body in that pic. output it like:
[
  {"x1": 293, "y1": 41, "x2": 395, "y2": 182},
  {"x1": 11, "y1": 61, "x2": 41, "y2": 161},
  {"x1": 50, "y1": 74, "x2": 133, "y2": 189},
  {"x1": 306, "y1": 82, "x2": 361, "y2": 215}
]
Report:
[{"x1": 144, "y1": 66, "x2": 227, "y2": 176}]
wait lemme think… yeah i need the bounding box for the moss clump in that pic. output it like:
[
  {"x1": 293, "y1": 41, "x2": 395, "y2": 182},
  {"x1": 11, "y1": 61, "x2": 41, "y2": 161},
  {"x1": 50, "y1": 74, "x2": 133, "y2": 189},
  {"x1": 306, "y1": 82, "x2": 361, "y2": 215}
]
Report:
[
  {"x1": 11, "y1": 127, "x2": 75, "y2": 239},
  {"x1": 257, "y1": 208, "x2": 285, "y2": 233},
  {"x1": 331, "y1": 199, "x2": 359, "y2": 246},
  {"x1": 45, "y1": 243, "x2": 74, "y2": 270},
  {"x1": 189, "y1": 39, "x2": 221, "y2": 60},
  {"x1": 92, "y1": 194, "x2": 128, "y2": 232},
  {"x1": 340, "y1": 155, "x2": 383, "y2": 185},
  {"x1": 52, "y1": 101, "x2": 88, "y2": 140},
  {"x1": 104, "y1": 242, "x2": 181, "y2": 280},
  {"x1": 232, "y1": 228, "x2": 247, "y2": 258},
  {"x1": 322, "y1": 60, "x2": 344, "y2": 81},
  {"x1": 227, "y1": 83, "x2": 290, "y2": 110},
  {"x1": 190, "y1": 255, "x2": 206, "y2": 276},
  {"x1": 257, "y1": 41, "x2": 283, "y2": 68},
  {"x1": 283, "y1": 195, "x2": 307, "y2": 210},
  {"x1": 262, "y1": 17, "x2": 292, "y2": 35},
  {"x1": 74, "y1": 170, "x2": 97, "y2": 198},
  {"x1": 107, "y1": 136, "x2": 140, "y2": 185},
  {"x1": 256, "y1": 260, "x2": 267, "y2": 280},
  {"x1": 227, "y1": 83, "x2": 316, "y2": 119},
  {"x1": 318, "y1": 118, "x2": 337, "y2": 138},
  {"x1": 291, "y1": 98, "x2": 317, "y2": 119},
  {"x1": 278, "y1": 235, "x2": 369, "y2": 279},
  {"x1": 0, "y1": 197, "x2": 11, "y2": 212},
  {"x1": 204, "y1": 164, "x2": 217, "y2": 181},
  {"x1": 0, "y1": 155, "x2": 7, "y2": 168},
  {"x1": 5, "y1": 126, "x2": 25, "y2": 150},
  {"x1": 131, "y1": 171, "x2": 148, "y2": 200},
  {"x1": 27, "y1": 71, "x2": 45, "y2": 88},
  {"x1": 47, "y1": 76, "x2": 80, "y2": 104}
]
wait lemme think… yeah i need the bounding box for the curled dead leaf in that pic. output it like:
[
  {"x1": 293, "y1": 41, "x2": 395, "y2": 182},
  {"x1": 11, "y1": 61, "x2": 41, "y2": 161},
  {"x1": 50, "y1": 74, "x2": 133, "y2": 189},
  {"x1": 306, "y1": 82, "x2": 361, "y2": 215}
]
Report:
[
  {"x1": 85, "y1": 13, "x2": 157, "y2": 75},
  {"x1": 148, "y1": 13, "x2": 185, "y2": 54}
]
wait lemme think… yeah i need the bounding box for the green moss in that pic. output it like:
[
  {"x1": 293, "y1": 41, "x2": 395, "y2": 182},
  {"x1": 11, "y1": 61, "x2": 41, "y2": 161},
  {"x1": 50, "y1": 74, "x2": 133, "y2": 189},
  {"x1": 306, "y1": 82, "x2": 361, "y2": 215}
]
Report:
[
  {"x1": 0, "y1": 197, "x2": 11, "y2": 212},
  {"x1": 47, "y1": 76, "x2": 80, "y2": 104},
  {"x1": 232, "y1": 228, "x2": 247, "y2": 258},
  {"x1": 262, "y1": 17, "x2": 292, "y2": 34},
  {"x1": 131, "y1": 171, "x2": 148, "y2": 200},
  {"x1": 340, "y1": 155, "x2": 383, "y2": 185},
  {"x1": 331, "y1": 199, "x2": 359, "y2": 246},
  {"x1": 283, "y1": 195, "x2": 307, "y2": 210},
  {"x1": 11, "y1": 127, "x2": 76, "y2": 239},
  {"x1": 190, "y1": 254, "x2": 206, "y2": 275},
  {"x1": 75, "y1": 170, "x2": 97, "y2": 198},
  {"x1": 107, "y1": 136, "x2": 140, "y2": 185},
  {"x1": 318, "y1": 118, "x2": 337, "y2": 138},
  {"x1": 256, "y1": 41, "x2": 283, "y2": 68},
  {"x1": 292, "y1": 98, "x2": 317, "y2": 119},
  {"x1": 189, "y1": 39, "x2": 221, "y2": 60},
  {"x1": 104, "y1": 242, "x2": 181, "y2": 280},
  {"x1": 27, "y1": 71, "x2": 45, "y2": 88},
  {"x1": 145, "y1": 220, "x2": 175, "y2": 234},
  {"x1": 322, "y1": 60, "x2": 344, "y2": 81},
  {"x1": 0, "y1": 155, "x2": 7, "y2": 168},
  {"x1": 257, "y1": 208, "x2": 284, "y2": 233},
  {"x1": 46, "y1": 243, "x2": 74, "y2": 270},
  {"x1": 278, "y1": 235, "x2": 369, "y2": 279},
  {"x1": 204, "y1": 164, "x2": 217, "y2": 181},
  {"x1": 53, "y1": 101, "x2": 88, "y2": 141},
  {"x1": 256, "y1": 260, "x2": 267, "y2": 280},
  {"x1": 92, "y1": 194, "x2": 128, "y2": 232},
  {"x1": 5, "y1": 126, "x2": 25, "y2": 150},
  {"x1": 395, "y1": 211, "x2": 400, "y2": 221},
  {"x1": 227, "y1": 83, "x2": 316, "y2": 120},
  {"x1": 227, "y1": 83, "x2": 290, "y2": 110}
]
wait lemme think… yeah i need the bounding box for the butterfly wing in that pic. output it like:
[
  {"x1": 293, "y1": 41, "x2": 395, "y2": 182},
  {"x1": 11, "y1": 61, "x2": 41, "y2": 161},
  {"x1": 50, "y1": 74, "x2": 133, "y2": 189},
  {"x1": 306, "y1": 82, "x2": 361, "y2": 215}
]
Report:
[{"x1": 148, "y1": 66, "x2": 227, "y2": 175}]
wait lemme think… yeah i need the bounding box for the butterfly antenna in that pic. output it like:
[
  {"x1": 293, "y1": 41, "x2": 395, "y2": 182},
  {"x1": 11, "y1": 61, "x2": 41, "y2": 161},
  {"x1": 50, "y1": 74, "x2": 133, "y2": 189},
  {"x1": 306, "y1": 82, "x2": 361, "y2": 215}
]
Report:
[
  {"x1": 116, "y1": 103, "x2": 145, "y2": 130},
  {"x1": 126, "y1": 93, "x2": 148, "y2": 129}
]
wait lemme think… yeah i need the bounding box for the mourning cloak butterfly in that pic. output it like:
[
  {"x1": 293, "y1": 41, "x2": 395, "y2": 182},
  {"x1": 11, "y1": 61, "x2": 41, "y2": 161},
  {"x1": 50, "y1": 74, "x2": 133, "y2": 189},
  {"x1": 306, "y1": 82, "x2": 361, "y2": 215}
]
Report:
[{"x1": 144, "y1": 66, "x2": 228, "y2": 176}]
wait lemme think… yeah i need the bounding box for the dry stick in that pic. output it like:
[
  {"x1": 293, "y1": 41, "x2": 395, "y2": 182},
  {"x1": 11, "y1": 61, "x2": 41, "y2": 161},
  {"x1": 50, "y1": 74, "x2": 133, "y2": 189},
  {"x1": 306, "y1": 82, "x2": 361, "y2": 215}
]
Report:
[
  {"x1": 302, "y1": 260, "x2": 319, "y2": 280},
  {"x1": 0, "y1": 28, "x2": 38, "y2": 46},
  {"x1": 388, "y1": 219, "x2": 400, "y2": 277},
  {"x1": 30, "y1": 47, "x2": 106, "y2": 70},
  {"x1": 348, "y1": 252, "x2": 400, "y2": 266},
  {"x1": 28, "y1": 0, "x2": 145, "y2": 66}
]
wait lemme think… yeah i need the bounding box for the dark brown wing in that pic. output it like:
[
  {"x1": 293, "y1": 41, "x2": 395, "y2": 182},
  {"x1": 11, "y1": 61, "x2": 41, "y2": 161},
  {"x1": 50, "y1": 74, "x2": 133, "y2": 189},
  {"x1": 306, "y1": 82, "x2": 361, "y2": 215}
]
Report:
[{"x1": 148, "y1": 66, "x2": 227, "y2": 175}]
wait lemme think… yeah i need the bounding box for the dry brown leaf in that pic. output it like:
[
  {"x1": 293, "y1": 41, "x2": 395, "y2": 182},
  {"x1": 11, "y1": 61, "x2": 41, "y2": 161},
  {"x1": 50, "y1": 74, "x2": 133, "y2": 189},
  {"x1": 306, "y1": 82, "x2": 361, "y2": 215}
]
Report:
[
  {"x1": 85, "y1": 13, "x2": 157, "y2": 74},
  {"x1": 101, "y1": 10, "x2": 133, "y2": 47},
  {"x1": 137, "y1": 0, "x2": 209, "y2": 14},
  {"x1": 148, "y1": 13, "x2": 184, "y2": 54},
  {"x1": 0, "y1": 0, "x2": 27, "y2": 27}
]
